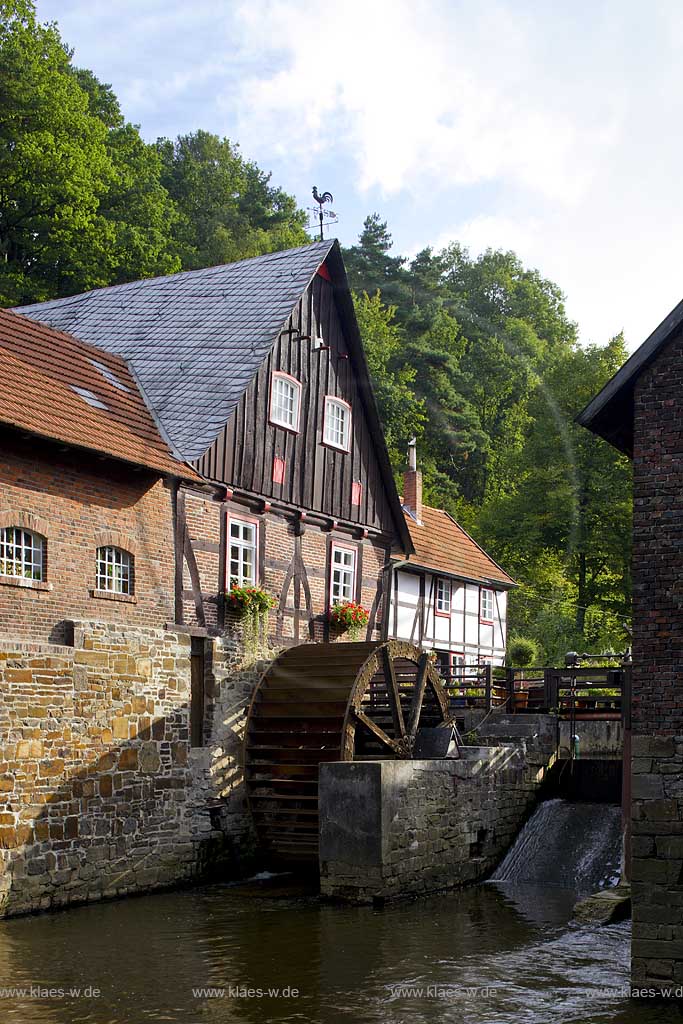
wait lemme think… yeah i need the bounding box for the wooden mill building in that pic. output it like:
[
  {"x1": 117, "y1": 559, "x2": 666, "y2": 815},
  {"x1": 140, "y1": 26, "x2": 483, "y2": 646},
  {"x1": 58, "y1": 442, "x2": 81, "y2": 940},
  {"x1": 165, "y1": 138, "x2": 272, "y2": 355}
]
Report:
[
  {"x1": 14, "y1": 240, "x2": 512, "y2": 661},
  {"x1": 16, "y1": 241, "x2": 411, "y2": 646}
]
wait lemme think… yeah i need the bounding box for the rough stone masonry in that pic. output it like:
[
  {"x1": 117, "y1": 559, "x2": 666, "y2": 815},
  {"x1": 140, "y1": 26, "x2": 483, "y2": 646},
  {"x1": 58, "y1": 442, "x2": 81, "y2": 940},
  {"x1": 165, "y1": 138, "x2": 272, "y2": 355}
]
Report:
[
  {"x1": 0, "y1": 620, "x2": 258, "y2": 917},
  {"x1": 318, "y1": 747, "x2": 545, "y2": 902}
]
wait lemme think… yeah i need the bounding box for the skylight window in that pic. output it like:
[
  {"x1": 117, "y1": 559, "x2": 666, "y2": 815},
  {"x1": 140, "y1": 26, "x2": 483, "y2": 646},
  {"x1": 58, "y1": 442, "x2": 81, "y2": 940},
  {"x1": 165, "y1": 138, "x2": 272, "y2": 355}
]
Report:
[
  {"x1": 90, "y1": 359, "x2": 130, "y2": 392},
  {"x1": 70, "y1": 386, "x2": 109, "y2": 411}
]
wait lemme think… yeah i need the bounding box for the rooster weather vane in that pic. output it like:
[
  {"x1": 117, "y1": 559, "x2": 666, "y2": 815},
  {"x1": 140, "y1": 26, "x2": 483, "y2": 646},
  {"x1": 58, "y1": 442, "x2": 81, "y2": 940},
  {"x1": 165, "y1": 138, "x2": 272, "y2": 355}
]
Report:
[{"x1": 310, "y1": 186, "x2": 337, "y2": 240}]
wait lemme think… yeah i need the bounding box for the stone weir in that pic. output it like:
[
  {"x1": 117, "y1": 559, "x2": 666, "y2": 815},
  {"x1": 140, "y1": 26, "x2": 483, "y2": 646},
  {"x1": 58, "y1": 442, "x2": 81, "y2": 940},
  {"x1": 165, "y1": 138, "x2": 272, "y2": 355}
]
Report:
[{"x1": 319, "y1": 713, "x2": 624, "y2": 903}]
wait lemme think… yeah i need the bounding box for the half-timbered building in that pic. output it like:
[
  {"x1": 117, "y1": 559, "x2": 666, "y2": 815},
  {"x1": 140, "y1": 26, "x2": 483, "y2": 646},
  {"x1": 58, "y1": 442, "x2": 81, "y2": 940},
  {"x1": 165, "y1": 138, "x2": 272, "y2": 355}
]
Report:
[
  {"x1": 18, "y1": 241, "x2": 412, "y2": 646},
  {"x1": 389, "y1": 442, "x2": 515, "y2": 667}
]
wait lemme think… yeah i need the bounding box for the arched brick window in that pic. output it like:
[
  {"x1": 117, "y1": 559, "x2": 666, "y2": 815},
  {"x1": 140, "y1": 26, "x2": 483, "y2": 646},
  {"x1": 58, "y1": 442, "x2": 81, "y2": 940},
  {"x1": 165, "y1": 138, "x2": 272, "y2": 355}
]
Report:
[
  {"x1": 96, "y1": 546, "x2": 134, "y2": 595},
  {"x1": 0, "y1": 525, "x2": 45, "y2": 581}
]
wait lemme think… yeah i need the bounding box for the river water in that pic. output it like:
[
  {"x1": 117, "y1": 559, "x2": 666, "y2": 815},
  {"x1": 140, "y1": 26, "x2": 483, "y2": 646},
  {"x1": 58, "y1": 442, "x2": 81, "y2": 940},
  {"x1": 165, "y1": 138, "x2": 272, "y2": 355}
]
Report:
[{"x1": 0, "y1": 801, "x2": 676, "y2": 1024}]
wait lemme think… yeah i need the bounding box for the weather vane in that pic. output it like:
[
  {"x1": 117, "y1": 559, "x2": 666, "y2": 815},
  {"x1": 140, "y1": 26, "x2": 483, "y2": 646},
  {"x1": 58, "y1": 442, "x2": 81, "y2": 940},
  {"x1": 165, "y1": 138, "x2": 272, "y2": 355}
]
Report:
[{"x1": 310, "y1": 186, "x2": 337, "y2": 241}]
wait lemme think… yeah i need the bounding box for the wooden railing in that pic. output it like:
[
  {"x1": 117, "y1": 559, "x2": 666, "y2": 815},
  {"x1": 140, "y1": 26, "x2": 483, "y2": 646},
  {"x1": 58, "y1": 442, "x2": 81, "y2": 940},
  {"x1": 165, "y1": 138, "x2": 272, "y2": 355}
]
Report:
[
  {"x1": 439, "y1": 664, "x2": 507, "y2": 713},
  {"x1": 437, "y1": 662, "x2": 631, "y2": 720},
  {"x1": 542, "y1": 666, "x2": 627, "y2": 720}
]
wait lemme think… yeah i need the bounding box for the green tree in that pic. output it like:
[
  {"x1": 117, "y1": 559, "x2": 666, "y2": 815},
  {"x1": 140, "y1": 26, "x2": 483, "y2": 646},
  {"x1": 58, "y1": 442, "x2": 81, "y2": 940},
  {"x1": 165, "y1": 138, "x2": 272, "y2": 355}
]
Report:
[
  {"x1": 0, "y1": 1, "x2": 179, "y2": 303},
  {"x1": 344, "y1": 214, "x2": 410, "y2": 308},
  {"x1": 353, "y1": 290, "x2": 425, "y2": 473},
  {"x1": 0, "y1": 1, "x2": 111, "y2": 303},
  {"x1": 156, "y1": 131, "x2": 309, "y2": 269},
  {"x1": 71, "y1": 69, "x2": 180, "y2": 289}
]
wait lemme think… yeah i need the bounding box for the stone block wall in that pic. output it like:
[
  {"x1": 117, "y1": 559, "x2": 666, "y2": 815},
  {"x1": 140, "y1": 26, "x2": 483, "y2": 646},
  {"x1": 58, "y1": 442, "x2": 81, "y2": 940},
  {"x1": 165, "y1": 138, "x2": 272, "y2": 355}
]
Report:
[
  {"x1": 631, "y1": 735, "x2": 683, "y2": 989},
  {"x1": 631, "y1": 329, "x2": 683, "y2": 990},
  {"x1": 0, "y1": 620, "x2": 260, "y2": 918},
  {"x1": 319, "y1": 750, "x2": 543, "y2": 902}
]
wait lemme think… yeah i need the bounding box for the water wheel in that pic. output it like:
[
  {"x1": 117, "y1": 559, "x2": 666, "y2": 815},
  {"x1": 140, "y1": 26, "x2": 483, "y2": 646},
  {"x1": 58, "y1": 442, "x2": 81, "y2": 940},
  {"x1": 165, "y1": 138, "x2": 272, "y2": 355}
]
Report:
[{"x1": 244, "y1": 640, "x2": 453, "y2": 865}]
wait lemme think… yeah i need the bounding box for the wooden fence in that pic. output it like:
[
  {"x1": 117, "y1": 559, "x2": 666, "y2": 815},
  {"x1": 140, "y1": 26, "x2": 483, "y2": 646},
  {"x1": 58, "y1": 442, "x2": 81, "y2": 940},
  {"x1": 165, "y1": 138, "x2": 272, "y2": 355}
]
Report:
[{"x1": 437, "y1": 663, "x2": 631, "y2": 721}]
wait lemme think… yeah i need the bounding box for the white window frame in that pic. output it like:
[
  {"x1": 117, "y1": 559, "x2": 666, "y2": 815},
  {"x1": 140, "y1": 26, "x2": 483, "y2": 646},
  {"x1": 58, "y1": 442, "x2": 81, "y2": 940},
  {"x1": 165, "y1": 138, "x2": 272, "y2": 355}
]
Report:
[
  {"x1": 0, "y1": 526, "x2": 44, "y2": 581},
  {"x1": 269, "y1": 371, "x2": 301, "y2": 432},
  {"x1": 330, "y1": 544, "x2": 356, "y2": 605},
  {"x1": 480, "y1": 588, "x2": 494, "y2": 623},
  {"x1": 435, "y1": 577, "x2": 452, "y2": 616},
  {"x1": 96, "y1": 546, "x2": 133, "y2": 595},
  {"x1": 228, "y1": 516, "x2": 258, "y2": 588},
  {"x1": 323, "y1": 396, "x2": 352, "y2": 452},
  {"x1": 452, "y1": 652, "x2": 465, "y2": 680}
]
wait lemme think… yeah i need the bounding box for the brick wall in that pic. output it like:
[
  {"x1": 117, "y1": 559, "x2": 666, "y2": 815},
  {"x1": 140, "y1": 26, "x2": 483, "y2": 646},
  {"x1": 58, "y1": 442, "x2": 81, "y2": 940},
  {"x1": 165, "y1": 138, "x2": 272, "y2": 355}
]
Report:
[
  {"x1": 0, "y1": 439, "x2": 175, "y2": 643},
  {"x1": 631, "y1": 328, "x2": 683, "y2": 990},
  {"x1": 0, "y1": 621, "x2": 260, "y2": 917},
  {"x1": 183, "y1": 491, "x2": 388, "y2": 646}
]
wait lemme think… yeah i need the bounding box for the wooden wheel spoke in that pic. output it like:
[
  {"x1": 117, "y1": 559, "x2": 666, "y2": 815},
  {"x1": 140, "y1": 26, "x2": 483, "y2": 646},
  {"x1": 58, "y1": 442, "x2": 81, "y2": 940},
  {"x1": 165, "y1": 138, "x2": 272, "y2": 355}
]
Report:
[
  {"x1": 407, "y1": 653, "x2": 430, "y2": 740},
  {"x1": 353, "y1": 708, "x2": 401, "y2": 753},
  {"x1": 382, "y1": 646, "x2": 406, "y2": 739}
]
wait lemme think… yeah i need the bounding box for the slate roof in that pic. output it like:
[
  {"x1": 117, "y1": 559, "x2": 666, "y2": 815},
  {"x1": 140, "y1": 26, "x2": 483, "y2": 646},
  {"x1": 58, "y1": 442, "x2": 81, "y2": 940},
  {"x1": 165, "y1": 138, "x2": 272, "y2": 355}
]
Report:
[
  {"x1": 576, "y1": 295, "x2": 683, "y2": 456},
  {"x1": 0, "y1": 308, "x2": 202, "y2": 481},
  {"x1": 396, "y1": 504, "x2": 516, "y2": 588},
  {"x1": 16, "y1": 240, "x2": 335, "y2": 461}
]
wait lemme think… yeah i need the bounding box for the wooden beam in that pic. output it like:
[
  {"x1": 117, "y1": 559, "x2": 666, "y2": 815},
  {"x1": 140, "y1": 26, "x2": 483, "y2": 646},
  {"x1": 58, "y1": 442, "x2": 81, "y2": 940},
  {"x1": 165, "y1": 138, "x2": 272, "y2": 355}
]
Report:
[
  {"x1": 407, "y1": 653, "x2": 430, "y2": 740},
  {"x1": 353, "y1": 709, "x2": 401, "y2": 754},
  {"x1": 382, "y1": 646, "x2": 406, "y2": 740}
]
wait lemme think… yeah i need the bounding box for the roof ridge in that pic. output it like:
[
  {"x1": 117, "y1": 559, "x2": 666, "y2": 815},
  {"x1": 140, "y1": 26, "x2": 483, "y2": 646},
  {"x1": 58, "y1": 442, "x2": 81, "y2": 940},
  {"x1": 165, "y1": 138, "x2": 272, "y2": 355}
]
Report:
[{"x1": 14, "y1": 239, "x2": 336, "y2": 313}]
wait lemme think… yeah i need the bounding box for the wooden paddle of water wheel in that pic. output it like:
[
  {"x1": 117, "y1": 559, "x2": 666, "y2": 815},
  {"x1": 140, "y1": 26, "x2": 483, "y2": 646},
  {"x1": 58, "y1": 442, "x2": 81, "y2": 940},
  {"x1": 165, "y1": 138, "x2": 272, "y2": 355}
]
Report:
[{"x1": 244, "y1": 640, "x2": 453, "y2": 865}]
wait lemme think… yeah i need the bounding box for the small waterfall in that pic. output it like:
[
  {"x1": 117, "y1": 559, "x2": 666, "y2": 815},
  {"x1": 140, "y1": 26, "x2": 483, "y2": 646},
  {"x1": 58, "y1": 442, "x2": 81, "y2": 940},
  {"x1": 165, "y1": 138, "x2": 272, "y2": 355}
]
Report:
[{"x1": 492, "y1": 798, "x2": 622, "y2": 893}]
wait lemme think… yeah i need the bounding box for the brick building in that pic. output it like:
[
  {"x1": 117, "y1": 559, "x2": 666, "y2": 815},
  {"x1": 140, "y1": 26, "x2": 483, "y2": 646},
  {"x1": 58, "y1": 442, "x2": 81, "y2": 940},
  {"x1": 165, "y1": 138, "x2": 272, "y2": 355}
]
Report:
[
  {"x1": 578, "y1": 299, "x2": 683, "y2": 993},
  {"x1": 0, "y1": 308, "x2": 202, "y2": 643}
]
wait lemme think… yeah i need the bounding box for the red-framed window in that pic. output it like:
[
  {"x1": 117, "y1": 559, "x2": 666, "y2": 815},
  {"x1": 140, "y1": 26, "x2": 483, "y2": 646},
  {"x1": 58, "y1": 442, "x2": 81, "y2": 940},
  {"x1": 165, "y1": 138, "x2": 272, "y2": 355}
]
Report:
[
  {"x1": 435, "y1": 576, "x2": 452, "y2": 616},
  {"x1": 330, "y1": 543, "x2": 356, "y2": 605},
  {"x1": 323, "y1": 396, "x2": 352, "y2": 452},
  {"x1": 227, "y1": 514, "x2": 259, "y2": 587},
  {"x1": 269, "y1": 371, "x2": 301, "y2": 432},
  {"x1": 480, "y1": 587, "x2": 494, "y2": 623}
]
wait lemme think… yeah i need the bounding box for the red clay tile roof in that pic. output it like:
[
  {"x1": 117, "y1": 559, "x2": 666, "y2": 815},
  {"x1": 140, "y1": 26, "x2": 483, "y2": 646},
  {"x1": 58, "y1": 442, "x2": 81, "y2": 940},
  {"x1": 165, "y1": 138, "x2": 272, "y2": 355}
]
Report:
[
  {"x1": 0, "y1": 308, "x2": 202, "y2": 481},
  {"x1": 396, "y1": 504, "x2": 516, "y2": 588}
]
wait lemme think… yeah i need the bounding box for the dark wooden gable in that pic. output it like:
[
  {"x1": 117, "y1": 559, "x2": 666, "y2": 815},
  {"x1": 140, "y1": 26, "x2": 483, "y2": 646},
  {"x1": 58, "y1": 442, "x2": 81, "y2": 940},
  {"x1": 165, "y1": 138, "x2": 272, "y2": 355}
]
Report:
[{"x1": 195, "y1": 271, "x2": 398, "y2": 535}]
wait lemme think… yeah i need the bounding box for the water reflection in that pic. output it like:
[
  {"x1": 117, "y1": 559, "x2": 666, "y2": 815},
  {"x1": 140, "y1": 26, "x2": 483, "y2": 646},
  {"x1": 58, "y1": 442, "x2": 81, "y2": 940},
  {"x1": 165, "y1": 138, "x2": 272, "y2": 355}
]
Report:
[{"x1": 0, "y1": 878, "x2": 673, "y2": 1024}]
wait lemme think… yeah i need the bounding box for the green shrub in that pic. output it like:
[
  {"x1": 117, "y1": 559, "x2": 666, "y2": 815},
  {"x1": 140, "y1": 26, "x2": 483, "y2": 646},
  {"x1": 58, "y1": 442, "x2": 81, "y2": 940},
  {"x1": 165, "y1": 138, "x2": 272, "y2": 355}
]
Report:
[{"x1": 507, "y1": 635, "x2": 539, "y2": 667}]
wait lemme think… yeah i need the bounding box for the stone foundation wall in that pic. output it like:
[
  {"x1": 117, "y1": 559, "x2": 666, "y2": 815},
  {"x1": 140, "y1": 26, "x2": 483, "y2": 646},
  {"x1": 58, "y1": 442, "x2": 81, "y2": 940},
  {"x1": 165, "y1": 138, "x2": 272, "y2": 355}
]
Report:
[
  {"x1": 631, "y1": 735, "x2": 683, "y2": 989},
  {"x1": 319, "y1": 749, "x2": 544, "y2": 902},
  {"x1": 0, "y1": 621, "x2": 261, "y2": 917}
]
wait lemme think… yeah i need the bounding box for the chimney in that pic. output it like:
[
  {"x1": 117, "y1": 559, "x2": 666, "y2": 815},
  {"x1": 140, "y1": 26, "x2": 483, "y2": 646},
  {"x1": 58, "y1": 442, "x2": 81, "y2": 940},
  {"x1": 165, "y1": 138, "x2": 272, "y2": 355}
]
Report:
[{"x1": 403, "y1": 438, "x2": 423, "y2": 523}]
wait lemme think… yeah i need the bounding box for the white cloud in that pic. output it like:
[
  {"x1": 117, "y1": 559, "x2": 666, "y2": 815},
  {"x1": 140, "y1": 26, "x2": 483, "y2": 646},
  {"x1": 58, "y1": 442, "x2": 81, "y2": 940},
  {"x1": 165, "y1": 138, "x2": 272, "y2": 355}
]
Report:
[
  {"x1": 230, "y1": 0, "x2": 625, "y2": 204},
  {"x1": 32, "y1": 0, "x2": 683, "y2": 350}
]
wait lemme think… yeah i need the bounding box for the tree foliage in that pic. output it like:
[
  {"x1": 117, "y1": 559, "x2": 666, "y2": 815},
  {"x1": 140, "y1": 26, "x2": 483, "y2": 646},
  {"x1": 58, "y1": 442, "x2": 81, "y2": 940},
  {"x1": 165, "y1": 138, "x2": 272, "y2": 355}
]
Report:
[
  {"x1": 345, "y1": 216, "x2": 632, "y2": 661},
  {"x1": 155, "y1": 131, "x2": 308, "y2": 269},
  {"x1": 0, "y1": 1, "x2": 308, "y2": 305},
  {"x1": 0, "y1": 3, "x2": 632, "y2": 663}
]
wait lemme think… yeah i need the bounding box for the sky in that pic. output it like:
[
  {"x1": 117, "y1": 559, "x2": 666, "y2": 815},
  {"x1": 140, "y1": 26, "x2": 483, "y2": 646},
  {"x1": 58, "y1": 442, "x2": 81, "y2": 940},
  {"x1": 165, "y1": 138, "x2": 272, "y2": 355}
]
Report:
[{"x1": 34, "y1": 0, "x2": 683, "y2": 352}]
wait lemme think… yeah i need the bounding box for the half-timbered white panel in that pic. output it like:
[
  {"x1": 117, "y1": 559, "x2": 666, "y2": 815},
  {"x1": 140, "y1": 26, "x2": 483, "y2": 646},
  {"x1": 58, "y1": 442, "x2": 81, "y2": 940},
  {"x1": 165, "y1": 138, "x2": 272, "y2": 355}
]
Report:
[
  {"x1": 394, "y1": 570, "x2": 420, "y2": 642},
  {"x1": 390, "y1": 568, "x2": 508, "y2": 666}
]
